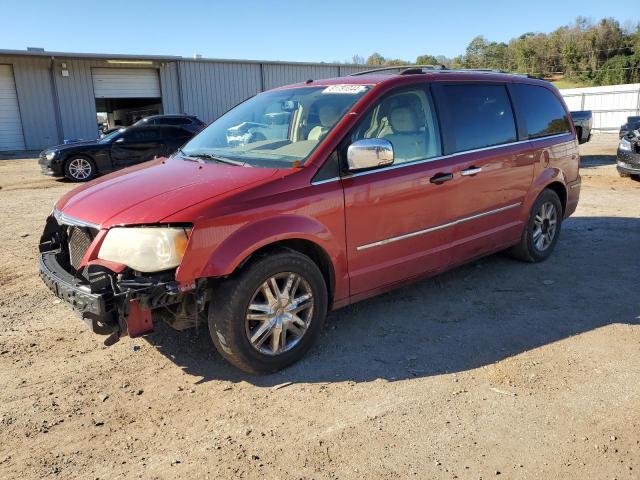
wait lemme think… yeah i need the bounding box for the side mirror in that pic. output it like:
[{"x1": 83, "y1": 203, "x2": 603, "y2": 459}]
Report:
[
  {"x1": 115, "y1": 137, "x2": 125, "y2": 143},
  {"x1": 347, "y1": 138, "x2": 394, "y2": 171}
]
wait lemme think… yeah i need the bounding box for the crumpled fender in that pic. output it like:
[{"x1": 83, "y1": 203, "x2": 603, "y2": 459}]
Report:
[{"x1": 176, "y1": 214, "x2": 348, "y2": 302}]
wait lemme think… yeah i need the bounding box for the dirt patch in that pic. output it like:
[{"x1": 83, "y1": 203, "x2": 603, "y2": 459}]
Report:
[{"x1": 0, "y1": 135, "x2": 639, "y2": 479}]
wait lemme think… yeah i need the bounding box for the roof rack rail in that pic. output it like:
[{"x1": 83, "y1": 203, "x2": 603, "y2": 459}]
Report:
[
  {"x1": 440, "y1": 69, "x2": 541, "y2": 79},
  {"x1": 348, "y1": 64, "x2": 447, "y2": 76},
  {"x1": 444, "y1": 68, "x2": 530, "y2": 76},
  {"x1": 349, "y1": 65, "x2": 540, "y2": 79}
]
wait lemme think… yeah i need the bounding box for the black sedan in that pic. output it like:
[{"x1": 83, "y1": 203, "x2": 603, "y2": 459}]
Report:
[{"x1": 39, "y1": 124, "x2": 196, "y2": 182}]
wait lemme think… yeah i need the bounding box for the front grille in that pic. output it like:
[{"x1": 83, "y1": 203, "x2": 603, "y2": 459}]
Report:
[
  {"x1": 40, "y1": 213, "x2": 99, "y2": 276},
  {"x1": 67, "y1": 226, "x2": 94, "y2": 270}
]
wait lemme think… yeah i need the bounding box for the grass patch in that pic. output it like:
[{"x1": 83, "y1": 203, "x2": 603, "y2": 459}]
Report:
[{"x1": 548, "y1": 77, "x2": 591, "y2": 89}]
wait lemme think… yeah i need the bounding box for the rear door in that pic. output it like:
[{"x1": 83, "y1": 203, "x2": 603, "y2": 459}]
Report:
[
  {"x1": 110, "y1": 127, "x2": 165, "y2": 168},
  {"x1": 431, "y1": 82, "x2": 535, "y2": 263},
  {"x1": 342, "y1": 85, "x2": 460, "y2": 298},
  {"x1": 509, "y1": 83, "x2": 576, "y2": 183}
]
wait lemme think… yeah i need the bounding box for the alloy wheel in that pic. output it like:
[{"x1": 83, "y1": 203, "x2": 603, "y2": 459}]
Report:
[
  {"x1": 245, "y1": 272, "x2": 314, "y2": 356},
  {"x1": 68, "y1": 158, "x2": 92, "y2": 180},
  {"x1": 532, "y1": 201, "x2": 558, "y2": 251}
]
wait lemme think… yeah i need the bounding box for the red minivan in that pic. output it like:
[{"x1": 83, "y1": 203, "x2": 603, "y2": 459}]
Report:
[{"x1": 39, "y1": 67, "x2": 581, "y2": 373}]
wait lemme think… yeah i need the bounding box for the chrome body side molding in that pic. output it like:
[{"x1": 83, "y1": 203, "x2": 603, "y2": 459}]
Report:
[{"x1": 356, "y1": 203, "x2": 522, "y2": 251}]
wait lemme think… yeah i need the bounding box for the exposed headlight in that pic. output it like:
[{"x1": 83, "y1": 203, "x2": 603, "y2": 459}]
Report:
[
  {"x1": 98, "y1": 226, "x2": 191, "y2": 273},
  {"x1": 45, "y1": 151, "x2": 58, "y2": 160},
  {"x1": 619, "y1": 138, "x2": 632, "y2": 152}
]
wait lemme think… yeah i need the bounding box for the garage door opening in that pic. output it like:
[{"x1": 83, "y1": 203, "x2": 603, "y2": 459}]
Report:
[
  {"x1": 95, "y1": 97, "x2": 163, "y2": 132},
  {"x1": 92, "y1": 67, "x2": 162, "y2": 133},
  {"x1": 0, "y1": 64, "x2": 26, "y2": 151}
]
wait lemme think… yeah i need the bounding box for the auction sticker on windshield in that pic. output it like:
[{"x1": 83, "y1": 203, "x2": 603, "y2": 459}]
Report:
[{"x1": 322, "y1": 85, "x2": 368, "y2": 94}]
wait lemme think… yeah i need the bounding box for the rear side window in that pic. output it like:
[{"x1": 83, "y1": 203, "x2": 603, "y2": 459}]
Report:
[
  {"x1": 510, "y1": 84, "x2": 570, "y2": 139},
  {"x1": 432, "y1": 83, "x2": 517, "y2": 154},
  {"x1": 163, "y1": 126, "x2": 193, "y2": 140},
  {"x1": 158, "y1": 117, "x2": 191, "y2": 125},
  {"x1": 124, "y1": 128, "x2": 161, "y2": 142}
]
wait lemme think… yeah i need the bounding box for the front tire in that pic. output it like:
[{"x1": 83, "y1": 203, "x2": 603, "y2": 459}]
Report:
[
  {"x1": 510, "y1": 189, "x2": 563, "y2": 262},
  {"x1": 208, "y1": 248, "x2": 328, "y2": 374},
  {"x1": 64, "y1": 156, "x2": 96, "y2": 182}
]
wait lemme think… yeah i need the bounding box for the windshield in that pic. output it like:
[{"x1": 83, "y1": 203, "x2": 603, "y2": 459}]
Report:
[
  {"x1": 98, "y1": 128, "x2": 125, "y2": 144},
  {"x1": 180, "y1": 85, "x2": 370, "y2": 168}
]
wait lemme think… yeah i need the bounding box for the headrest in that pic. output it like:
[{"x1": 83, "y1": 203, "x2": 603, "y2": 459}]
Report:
[
  {"x1": 389, "y1": 107, "x2": 419, "y2": 133},
  {"x1": 318, "y1": 104, "x2": 340, "y2": 127}
]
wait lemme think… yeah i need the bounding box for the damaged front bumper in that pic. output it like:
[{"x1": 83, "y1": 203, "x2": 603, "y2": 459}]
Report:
[
  {"x1": 39, "y1": 250, "x2": 177, "y2": 340},
  {"x1": 39, "y1": 212, "x2": 208, "y2": 343},
  {"x1": 40, "y1": 251, "x2": 116, "y2": 334},
  {"x1": 39, "y1": 250, "x2": 206, "y2": 344}
]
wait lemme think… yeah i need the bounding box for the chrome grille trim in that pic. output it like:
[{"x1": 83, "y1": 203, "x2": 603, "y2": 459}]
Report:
[{"x1": 53, "y1": 208, "x2": 101, "y2": 230}]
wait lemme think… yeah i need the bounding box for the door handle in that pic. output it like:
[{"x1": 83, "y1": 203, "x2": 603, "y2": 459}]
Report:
[
  {"x1": 429, "y1": 172, "x2": 454, "y2": 184},
  {"x1": 460, "y1": 166, "x2": 482, "y2": 176}
]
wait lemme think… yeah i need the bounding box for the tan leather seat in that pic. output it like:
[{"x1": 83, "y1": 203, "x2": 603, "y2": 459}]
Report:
[
  {"x1": 382, "y1": 106, "x2": 427, "y2": 162},
  {"x1": 308, "y1": 104, "x2": 340, "y2": 141}
]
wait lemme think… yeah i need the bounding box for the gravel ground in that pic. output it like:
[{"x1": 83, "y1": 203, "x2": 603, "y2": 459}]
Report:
[{"x1": 0, "y1": 135, "x2": 638, "y2": 479}]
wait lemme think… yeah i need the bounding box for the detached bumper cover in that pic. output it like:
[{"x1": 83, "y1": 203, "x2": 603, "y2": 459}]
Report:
[{"x1": 39, "y1": 251, "x2": 117, "y2": 334}]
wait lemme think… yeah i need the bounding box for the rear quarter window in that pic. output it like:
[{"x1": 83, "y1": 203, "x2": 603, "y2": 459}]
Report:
[
  {"x1": 510, "y1": 84, "x2": 570, "y2": 139},
  {"x1": 432, "y1": 83, "x2": 517, "y2": 154}
]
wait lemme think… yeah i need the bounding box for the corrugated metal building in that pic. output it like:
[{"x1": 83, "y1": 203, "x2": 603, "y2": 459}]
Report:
[{"x1": 0, "y1": 49, "x2": 368, "y2": 151}]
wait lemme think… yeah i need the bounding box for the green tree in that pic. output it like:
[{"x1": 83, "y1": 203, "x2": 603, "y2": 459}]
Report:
[
  {"x1": 385, "y1": 58, "x2": 408, "y2": 66},
  {"x1": 464, "y1": 36, "x2": 490, "y2": 69},
  {"x1": 416, "y1": 54, "x2": 440, "y2": 65},
  {"x1": 366, "y1": 52, "x2": 386, "y2": 65},
  {"x1": 594, "y1": 52, "x2": 640, "y2": 85}
]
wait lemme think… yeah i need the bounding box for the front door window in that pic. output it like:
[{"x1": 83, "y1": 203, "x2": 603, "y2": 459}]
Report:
[{"x1": 349, "y1": 87, "x2": 441, "y2": 164}]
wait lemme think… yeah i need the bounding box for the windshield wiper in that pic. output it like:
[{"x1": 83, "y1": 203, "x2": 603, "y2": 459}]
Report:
[{"x1": 184, "y1": 152, "x2": 246, "y2": 166}]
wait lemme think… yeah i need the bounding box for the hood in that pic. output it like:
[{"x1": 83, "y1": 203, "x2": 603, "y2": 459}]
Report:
[
  {"x1": 44, "y1": 140, "x2": 102, "y2": 153},
  {"x1": 56, "y1": 157, "x2": 279, "y2": 228}
]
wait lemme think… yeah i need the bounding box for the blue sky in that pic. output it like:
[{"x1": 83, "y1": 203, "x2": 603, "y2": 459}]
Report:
[{"x1": 0, "y1": 1, "x2": 635, "y2": 62}]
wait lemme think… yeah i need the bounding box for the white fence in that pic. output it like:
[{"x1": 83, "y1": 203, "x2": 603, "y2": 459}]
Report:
[{"x1": 560, "y1": 83, "x2": 640, "y2": 133}]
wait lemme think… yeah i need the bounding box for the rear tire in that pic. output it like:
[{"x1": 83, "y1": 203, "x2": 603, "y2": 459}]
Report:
[
  {"x1": 64, "y1": 156, "x2": 96, "y2": 182},
  {"x1": 208, "y1": 248, "x2": 328, "y2": 374},
  {"x1": 509, "y1": 189, "x2": 563, "y2": 263}
]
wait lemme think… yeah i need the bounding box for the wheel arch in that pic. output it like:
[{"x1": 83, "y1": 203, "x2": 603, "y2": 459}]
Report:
[
  {"x1": 63, "y1": 152, "x2": 95, "y2": 164},
  {"x1": 236, "y1": 238, "x2": 336, "y2": 308},
  {"x1": 182, "y1": 215, "x2": 346, "y2": 308},
  {"x1": 544, "y1": 181, "x2": 567, "y2": 216},
  {"x1": 63, "y1": 153, "x2": 97, "y2": 176},
  {"x1": 525, "y1": 168, "x2": 568, "y2": 218}
]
